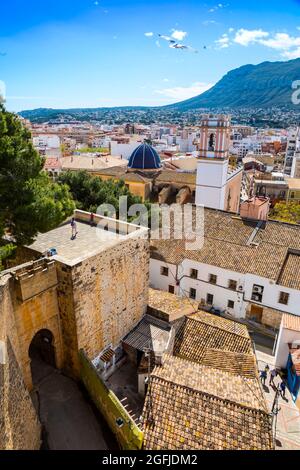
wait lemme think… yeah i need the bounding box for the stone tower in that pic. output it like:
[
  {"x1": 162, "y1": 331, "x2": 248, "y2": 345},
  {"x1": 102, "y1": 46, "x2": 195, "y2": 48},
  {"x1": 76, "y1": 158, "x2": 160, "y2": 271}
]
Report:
[{"x1": 195, "y1": 114, "x2": 233, "y2": 210}]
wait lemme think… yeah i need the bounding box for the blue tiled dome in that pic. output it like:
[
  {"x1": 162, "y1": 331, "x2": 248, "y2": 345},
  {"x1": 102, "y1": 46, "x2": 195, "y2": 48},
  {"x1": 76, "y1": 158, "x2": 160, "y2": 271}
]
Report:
[{"x1": 128, "y1": 143, "x2": 162, "y2": 170}]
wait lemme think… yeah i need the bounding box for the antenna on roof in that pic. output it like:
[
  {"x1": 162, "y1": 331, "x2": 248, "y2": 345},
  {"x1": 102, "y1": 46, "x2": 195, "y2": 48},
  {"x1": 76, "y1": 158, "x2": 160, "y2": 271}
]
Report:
[{"x1": 144, "y1": 342, "x2": 155, "y2": 426}]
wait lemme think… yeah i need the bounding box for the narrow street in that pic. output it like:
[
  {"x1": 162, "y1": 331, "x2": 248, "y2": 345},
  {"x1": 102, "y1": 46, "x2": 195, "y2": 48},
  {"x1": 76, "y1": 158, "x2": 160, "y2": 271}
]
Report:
[
  {"x1": 257, "y1": 351, "x2": 300, "y2": 450},
  {"x1": 30, "y1": 356, "x2": 117, "y2": 450}
]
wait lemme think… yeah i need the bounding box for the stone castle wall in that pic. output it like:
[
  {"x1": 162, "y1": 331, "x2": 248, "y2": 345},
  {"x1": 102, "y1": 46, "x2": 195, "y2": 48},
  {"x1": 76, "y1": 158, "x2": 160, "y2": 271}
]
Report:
[
  {"x1": 58, "y1": 235, "x2": 150, "y2": 371},
  {"x1": 0, "y1": 274, "x2": 41, "y2": 450},
  {"x1": 0, "y1": 231, "x2": 150, "y2": 449}
]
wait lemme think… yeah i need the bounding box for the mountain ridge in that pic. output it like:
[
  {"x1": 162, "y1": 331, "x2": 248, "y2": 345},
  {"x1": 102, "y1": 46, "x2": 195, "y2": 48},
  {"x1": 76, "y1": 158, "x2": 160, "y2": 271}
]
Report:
[{"x1": 19, "y1": 58, "x2": 300, "y2": 121}]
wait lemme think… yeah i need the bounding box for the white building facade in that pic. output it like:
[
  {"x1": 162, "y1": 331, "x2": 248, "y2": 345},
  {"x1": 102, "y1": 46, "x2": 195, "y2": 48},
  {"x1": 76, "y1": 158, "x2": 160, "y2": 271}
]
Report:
[{"x1": 150, "y1": 258, "x2": 300, "y2": 322}]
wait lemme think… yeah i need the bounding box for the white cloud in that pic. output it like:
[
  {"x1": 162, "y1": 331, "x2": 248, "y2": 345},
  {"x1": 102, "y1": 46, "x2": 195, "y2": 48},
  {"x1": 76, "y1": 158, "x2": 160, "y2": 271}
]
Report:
[
  {"x1": 155, "y1": 82, "x2": 214, "y2": 101},
  {"x1": 144, "y1": 32, "x2": 154, "y2": 37},
  {"x1": 209, "y1": 3, "x2": 229, "y2": 13},
  {"x1": 215, "y1": 34, "x2": 230, "y2": 49},
  {"x1": 234, "y1": 28, "x2": 269, "y2": 46},
  {"x1": 203, "y1": 20, "x2": 218, "y2": 26},
  {"x1": 259, "y1": 33, "x2": 300, "y2": 51},
  {"x1": 282, "y1": 47, "x2": 300, "y2": 59},
  {"x1": 228, "y1": 28, "x2": 300, "y2": 59},
  {"x1": 171, "y1": 30, "x2": 187, "y2": 41}
]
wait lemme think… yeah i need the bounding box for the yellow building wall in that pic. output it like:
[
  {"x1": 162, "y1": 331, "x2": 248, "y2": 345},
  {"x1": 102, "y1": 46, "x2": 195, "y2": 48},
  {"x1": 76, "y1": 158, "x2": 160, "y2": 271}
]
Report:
[
  {"x1": 92, "y1": 172, "x2": 149, "y2": 201},
  {"x1": 287, "y1": 190, "x2": 300, "y2": 202}
]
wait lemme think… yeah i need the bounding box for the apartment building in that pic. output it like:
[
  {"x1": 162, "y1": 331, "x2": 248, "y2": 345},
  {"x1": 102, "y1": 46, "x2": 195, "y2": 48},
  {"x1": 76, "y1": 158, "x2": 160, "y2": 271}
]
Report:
[{"x1": 150, "y1": 207, "x2": 300, "y2": 332}]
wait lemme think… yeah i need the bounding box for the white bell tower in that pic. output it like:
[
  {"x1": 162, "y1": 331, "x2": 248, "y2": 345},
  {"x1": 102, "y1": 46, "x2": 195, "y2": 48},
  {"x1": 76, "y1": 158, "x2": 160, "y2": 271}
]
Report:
[{"x1": 195, "y1": 114, "x2": 231, "y2": 210}]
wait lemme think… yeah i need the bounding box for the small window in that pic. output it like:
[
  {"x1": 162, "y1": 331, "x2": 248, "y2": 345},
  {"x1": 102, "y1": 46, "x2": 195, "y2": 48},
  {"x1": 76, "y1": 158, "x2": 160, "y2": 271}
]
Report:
[
  {"x1": 207, "y1": 294, "x2": 214, "y2": 305},
  {"x1": 161, "y1": 266, "x2": 169, "y2": 277},
  {"x1": 251, "y1": 284, "x2": 264, "y2": 303},
  {"x1": 190, "y1": 288, "x2": 197, "y2": 300},
  {"x1": 228, "y1": 280, "x2": 237, "y2": 291},
  {"x1": 228, "y1": 300, "x2": 235, "y2": 309},
  {"x1": 209, "y1": 274, "x2": 217, "y2": 285},
  {"x1": 279, "y1": 291, "x2": 289, "y2": 305},
  {"x1": 169, "y1": 285, "x2": 175, "y2": 294},
  {"x1": 190, "y1": 269, "x2": 198, "y2": 280}
]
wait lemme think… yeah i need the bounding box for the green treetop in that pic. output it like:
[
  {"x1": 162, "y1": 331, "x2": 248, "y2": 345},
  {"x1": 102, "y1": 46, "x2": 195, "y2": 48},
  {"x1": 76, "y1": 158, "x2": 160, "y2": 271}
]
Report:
[{"x1": 269, "y1": 201, "x2": 300, "y2": 225}]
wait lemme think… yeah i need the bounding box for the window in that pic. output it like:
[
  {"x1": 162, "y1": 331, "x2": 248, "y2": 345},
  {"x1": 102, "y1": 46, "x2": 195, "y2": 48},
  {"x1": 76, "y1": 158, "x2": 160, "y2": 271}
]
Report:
[
  {"x1": 206, "y1": 294, "x2": 214, "y2": 305},
  {"x1": 190, "y1": 269, "x2": 198, "y2": 280},
  {"x1": 251, "y1": 284, "x2": 264, "y2": 303},
  {"x1": 209, "y1": 274, "x2": 217, "y2": 285},
  {"x1": 228, "y1": 300, "x2": 235, "y2": 309},
  {"x1": 168, "y1": 285, "x2": 175, "y2": 294},
  {"x1": 190, "y1": 288, "x2": 197, "y2": 300},
  {"x1": 228, "y1": 280, "x2": 237, "y2": 291},
  {"x1": 208, "y1": 133, "x2": 216, "y2": 151},
  {"x1": 161, "y1": 266, "x2": 169, "y2": 277},
  {"x1": 279, "y1": 291, "x2": 289, "y2": 305}
]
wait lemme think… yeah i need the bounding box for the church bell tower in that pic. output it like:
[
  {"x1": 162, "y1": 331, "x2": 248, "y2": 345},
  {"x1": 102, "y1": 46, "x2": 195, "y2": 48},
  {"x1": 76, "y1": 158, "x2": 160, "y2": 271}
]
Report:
[{"x1": 195, "y1": 114, "x2": 231, "y2": 210}]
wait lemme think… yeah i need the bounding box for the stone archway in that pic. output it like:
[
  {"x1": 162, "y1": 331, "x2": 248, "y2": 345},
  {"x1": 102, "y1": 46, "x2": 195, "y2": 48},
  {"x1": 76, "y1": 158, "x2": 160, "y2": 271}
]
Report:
[{"x1": 29, "y1": 329, "x2": 57, "y2": 385}]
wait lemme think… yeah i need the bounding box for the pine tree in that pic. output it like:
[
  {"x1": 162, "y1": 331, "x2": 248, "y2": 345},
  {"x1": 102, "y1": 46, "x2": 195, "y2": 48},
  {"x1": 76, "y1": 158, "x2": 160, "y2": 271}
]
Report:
[{"x1": 0, "y1": 105, "x2": 75, "y2": 251}]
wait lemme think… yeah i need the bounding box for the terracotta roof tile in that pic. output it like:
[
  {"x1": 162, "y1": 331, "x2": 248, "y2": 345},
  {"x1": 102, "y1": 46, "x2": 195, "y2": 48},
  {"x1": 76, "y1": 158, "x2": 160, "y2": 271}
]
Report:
[
  {"x1": 142, "y1": 355, "x2": 273, "y2": 450},
  {"x1": 174, "y1": 311, "x2": 252, "y2": 364},
  {"x1": 282, "y1": 313, "x2": 300, "y2": 332},
  {"x1": 277, "y1": 253, "x2": 300, "y2": 290},
  {"x1": 150, "y1": 206, "x2": 300, "y2": 282}
]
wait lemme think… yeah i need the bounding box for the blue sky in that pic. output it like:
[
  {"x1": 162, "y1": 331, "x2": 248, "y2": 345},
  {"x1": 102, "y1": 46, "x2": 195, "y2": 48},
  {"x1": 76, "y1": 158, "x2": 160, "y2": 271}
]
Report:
[{"x1": 1, "y1": 0, "x2": 300, "y2": 111}]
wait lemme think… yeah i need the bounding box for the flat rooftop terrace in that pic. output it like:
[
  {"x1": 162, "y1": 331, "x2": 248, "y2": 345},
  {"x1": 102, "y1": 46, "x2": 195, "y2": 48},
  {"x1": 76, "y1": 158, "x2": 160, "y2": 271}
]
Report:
[{"x1": 28, "y1": 210, "x2": 147, "y2": 266}]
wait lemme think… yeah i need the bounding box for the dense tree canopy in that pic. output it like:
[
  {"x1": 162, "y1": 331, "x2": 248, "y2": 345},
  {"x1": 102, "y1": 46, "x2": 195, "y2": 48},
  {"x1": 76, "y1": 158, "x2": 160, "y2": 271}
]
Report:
[
  {"x1": 58, "y1": 170, "x2": 143, "y2": 215},
  {"x1": 269, "y1": 201, "x2": 300, "y2": 225},
  {"x1": 0, "y1": 105, "x2": 75, "y2": 249}
]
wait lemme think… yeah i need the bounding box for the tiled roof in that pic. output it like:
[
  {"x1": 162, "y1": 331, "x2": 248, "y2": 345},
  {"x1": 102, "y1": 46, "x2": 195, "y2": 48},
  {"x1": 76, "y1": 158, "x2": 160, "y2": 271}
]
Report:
[
  {"x1": 95, "y1": 166, "x2": 154, "y2": 183},
  {"x1": 282, "y1": 313, "x2": 300, "y2": 332},
  {"x1": 200, "y1": 349, "x2": 258, "y2": 378},
  {"x1": 142, "y1": 355, "x2": 273, "y2": 450},
  {"x1": 148, "y1": 288, "x2": 198, "y2": 322},
  {"x1": 156, "y1": 170, "x2": 196, "y2": 185},
  {"x1": 174, "y1": 311, "x2": 252, "y2": 364},
  {"x1": 122, "y1": 315, "x2": 171, "y2": 352},
  {"x1": 277, "y1": 253, "x2": 300, "y2": 290},
  {"x1": 150, "y1": 206, "x2": 300, "y2": 282},
  {"x1": 286, "y1": 178, "x2": 300, "y2": 190},
  {"x1": 61, "y1": 156, "x2": 127, "y2": 171},
  {"x1": 44, "y1": 157, "x2": 62, "y2": 170}
]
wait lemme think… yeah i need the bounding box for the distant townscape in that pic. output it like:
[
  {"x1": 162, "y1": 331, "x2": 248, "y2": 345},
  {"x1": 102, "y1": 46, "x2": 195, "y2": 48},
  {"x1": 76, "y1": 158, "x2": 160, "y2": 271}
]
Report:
[
  {"x1": 3, "y1": 0, "x2": 300, "y2": 457},
  {"x1": 2, "y1": 96, "x2": 300, "y2": 452},
  {"x1": 19, "y1": 58, "x2": 300, "y2": 128}
]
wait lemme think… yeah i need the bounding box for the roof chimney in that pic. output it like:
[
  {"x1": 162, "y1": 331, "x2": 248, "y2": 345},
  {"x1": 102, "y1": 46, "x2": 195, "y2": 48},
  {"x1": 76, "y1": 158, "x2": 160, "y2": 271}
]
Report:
[{"x1": 240, "y1": 197, "x2": 270, "y2": 222}]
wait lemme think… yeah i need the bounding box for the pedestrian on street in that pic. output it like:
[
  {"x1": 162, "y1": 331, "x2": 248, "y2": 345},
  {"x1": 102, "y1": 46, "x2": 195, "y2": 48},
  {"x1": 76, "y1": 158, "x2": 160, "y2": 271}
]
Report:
[
  {"x1": 269, "y1": 368, "x2": 277, "y2": 386},
  {"x1": 280, "y1": 381, "x2": 286, "y2": 399},
  {"x1": 260, "y1": 370, "x2": 267, "y2": 386}
]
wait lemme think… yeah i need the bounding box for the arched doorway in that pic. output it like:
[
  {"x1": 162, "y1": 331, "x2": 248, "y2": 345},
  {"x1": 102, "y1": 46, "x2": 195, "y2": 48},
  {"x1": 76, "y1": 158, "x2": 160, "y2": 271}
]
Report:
[{"x1": 29, "y1": 330, "x2": 56, "y2": 385}]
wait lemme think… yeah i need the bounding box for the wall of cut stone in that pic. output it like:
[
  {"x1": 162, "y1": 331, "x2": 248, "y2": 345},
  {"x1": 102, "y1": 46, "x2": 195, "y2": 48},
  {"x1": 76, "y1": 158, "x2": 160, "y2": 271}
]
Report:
[
  {"x1": 0, "y1": 275, "x2": 41, "y2": 450},
  {"x1": 56, "y1": 262, "x2": 80, "y2": 378},
  {"x1": 261, "y1": 309, "x2": 283, "y2": 330},
  {"x1": 14, "y1": 285, "x2": 63, "y2": 389},
  {"x1": 70, "y1": 236, "x2": 149, "y2": 364}
]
